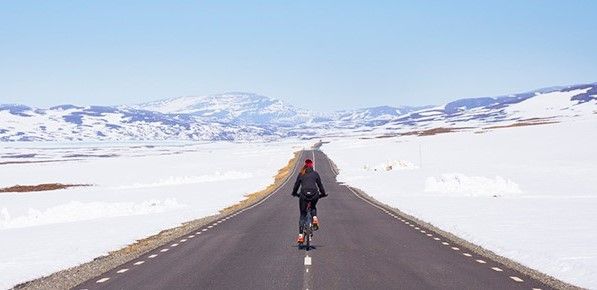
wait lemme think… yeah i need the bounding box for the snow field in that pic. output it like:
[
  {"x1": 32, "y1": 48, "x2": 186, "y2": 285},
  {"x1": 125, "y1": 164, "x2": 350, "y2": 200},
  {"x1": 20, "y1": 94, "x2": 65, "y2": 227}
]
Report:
[
  {"x1": 0, "y1": 140, "x2": 305, "y2": 289},
  {"x1": 323, "y1": 119, "x2": 597, "y2": 288}
]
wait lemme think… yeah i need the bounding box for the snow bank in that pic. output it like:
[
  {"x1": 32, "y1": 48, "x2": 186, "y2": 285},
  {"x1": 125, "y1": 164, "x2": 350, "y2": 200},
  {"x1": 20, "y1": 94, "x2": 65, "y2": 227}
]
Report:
[
  {"x1": 0, "y1": 199, "x2": 184, "y2": 230},
  {"x1": 424, "y1": 173, "x2": 522, "y2": 197},
  {"x1": 116, "y1": 171, "x2": 253, "y2": 189},
  {"x1": 323, "y1": 119, "x2": 597, "y2": 288}
]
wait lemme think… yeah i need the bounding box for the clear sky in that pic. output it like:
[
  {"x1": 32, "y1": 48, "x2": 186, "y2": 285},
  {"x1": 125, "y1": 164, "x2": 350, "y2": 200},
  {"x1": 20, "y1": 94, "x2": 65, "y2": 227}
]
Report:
[{"x1": 1, "y1": 1, "x2": 596, "y2": 110}]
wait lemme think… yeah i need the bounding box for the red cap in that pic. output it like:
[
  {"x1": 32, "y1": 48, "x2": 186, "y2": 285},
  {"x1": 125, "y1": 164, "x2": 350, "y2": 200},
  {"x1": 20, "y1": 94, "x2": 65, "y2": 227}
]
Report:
[{"x1": 305, "y1": 159, "x2": 314, "y2": 167}]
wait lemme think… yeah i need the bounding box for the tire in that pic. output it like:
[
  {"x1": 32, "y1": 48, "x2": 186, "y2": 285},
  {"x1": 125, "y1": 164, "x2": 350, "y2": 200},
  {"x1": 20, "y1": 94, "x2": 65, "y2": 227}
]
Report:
[{"x1": 305, "y1": 233, "x2": 310, "y2": 250}]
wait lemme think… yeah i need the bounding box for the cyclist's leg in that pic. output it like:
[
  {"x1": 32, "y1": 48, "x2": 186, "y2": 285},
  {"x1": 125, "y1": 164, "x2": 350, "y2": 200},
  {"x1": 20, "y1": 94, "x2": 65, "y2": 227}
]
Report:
[
  {"x1": 299, "y1": 197, "x2": 307, "y2": 233},
  {"x1": 310, "y1": 196, "x2": 319, "y2": 217}
]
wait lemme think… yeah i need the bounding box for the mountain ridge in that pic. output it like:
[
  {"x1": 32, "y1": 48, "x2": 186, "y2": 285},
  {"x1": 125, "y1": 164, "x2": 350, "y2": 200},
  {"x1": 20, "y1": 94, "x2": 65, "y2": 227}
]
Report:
[{"x1": 1, "y1": 82, "x2": 595, "y2": 142}]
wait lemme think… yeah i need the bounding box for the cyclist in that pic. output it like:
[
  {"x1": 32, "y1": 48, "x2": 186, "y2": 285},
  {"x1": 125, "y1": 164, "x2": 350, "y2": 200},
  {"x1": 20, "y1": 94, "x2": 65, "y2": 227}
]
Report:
[{"x1": 291, "y1": 158, "x2": 327, "y2": 244}]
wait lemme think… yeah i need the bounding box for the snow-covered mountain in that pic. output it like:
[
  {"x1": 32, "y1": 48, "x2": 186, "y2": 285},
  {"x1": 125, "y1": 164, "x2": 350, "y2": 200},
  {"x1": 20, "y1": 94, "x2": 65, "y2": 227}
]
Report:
[
  {"x1": 132, "y1": 93, "x2": 314, "y2": 127},
  {"x1": 1, "y1": 83, "x2": 595, "y2": 142}
]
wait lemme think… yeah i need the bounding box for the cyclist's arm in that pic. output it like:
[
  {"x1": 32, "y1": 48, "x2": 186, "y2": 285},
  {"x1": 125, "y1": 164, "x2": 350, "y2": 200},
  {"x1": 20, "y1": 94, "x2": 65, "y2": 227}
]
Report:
[
  {"x1": 316, "y1": 173, "x2": 326, "y2": 195},
  {"x1": 292, "y1": 175, "x2": 301, "y2": 196}
]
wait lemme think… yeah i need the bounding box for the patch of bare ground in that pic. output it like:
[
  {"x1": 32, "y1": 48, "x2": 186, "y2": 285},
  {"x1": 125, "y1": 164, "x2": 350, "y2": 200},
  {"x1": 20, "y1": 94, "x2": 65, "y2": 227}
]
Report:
[
  {"x1": 0, "y1": 159, "x2": 83, "y2": 166},
  {"x1": 0, "y1": 183, "x2": 90, "y2": 193},
  {"x1": 400, "y1": 127, "x2": 473, "y2": 137},
  {"x1": 484, "y1": 118, "x2": 558, "y2": 130},
  {"x1": 15, "y1": 151, "x2": 301, "y2": 290}
]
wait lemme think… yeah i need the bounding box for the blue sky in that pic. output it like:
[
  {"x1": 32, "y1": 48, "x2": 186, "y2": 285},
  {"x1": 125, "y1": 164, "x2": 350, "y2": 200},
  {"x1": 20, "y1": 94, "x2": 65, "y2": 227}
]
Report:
[{"x1": 1, "y1": 1, "x2": 596, "y2": 110}]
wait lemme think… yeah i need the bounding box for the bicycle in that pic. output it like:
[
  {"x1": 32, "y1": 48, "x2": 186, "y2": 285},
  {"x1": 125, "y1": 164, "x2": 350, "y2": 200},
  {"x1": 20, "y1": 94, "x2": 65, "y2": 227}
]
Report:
[{"x1": 300, "y1": 201, "x2": 315, "y2": 251}]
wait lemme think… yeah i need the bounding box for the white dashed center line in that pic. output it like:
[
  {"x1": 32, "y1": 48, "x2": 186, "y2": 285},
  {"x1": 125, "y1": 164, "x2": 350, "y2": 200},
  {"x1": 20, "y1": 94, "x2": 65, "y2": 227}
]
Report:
[
  {"x1": 491, "y1": 267, "x2": 503, "y2": 272},
  {"x1": 96, "y1": 278, "x2": 110, "y2": 283},
  {"x1": 202, "y1": 229, "x2": 208, "y2": 232},
  {"x1": 160, "y1": 248, "x2": 169, "y2": 252},
  {"x1": 189, "y1": 235, "x2": 195, "y2": 238},
  {"x1": 171, "y1": 243, "x2": 179, "y2": 247},
  {"x1": 304, "y1": 255, "x2": 312, "y2": 266},
  {"x1": 475, "y1": 259, "x2": 487, "y2": 264},
  {"x1": 134, "y1": 261, "x2": 145, "y2": 266},
  {"x1": 442, "y1": 242, "x2": 449, "y2": 246},
  {"x1": 116, "y1": 268, "x2": 129, "y2": 274},
  {"x1": 509, "y1": 276, "x2": 524, "y2": 282},
  {"x1": 434, "y1": 237, "x2": 441, "y2": 241},
  {"x1": 148, "y1": 254, "x2": 158, "y2": 258},
  {"x1": 451, "y1": 247, "x2": 460, "y2": 251},
  {"x1": 180, "y1": 239, "x2": 187, "y2": 242},
  {"x1": 463, "y1": 253, "x2": 472, "y2": 257}
]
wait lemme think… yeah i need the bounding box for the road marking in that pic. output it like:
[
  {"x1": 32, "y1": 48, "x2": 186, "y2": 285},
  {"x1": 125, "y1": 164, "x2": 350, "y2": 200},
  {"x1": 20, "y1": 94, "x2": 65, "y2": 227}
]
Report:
[
  {"x1": 202, "y1": 229, "x2": 208, "y2": 232},
  {"x1": 491, "y1": 267, "x2": 503, "y2": 272},
  {"x1": 420, "y1": 230, "x2": 426, "y2": 233},
  {"x1": 96, "y1": 278, "x2": 110, "y2": 283},
  {"x1": 207, "y1": 225, "x2": 213, "y2": 229},
  {"x1": 134, "y1": 261, "x2": 145, "y2": 265},
  {"x1": 171, "y1": 243, "x2": 179, "y2": 247},
  {"x1": 188, "y1": 235, "x2": 195, "y2": 238},
  {"x1": 414, "y1": 227, "x2": 420, "y2": 230},
  {"x1": 212, "y1": 223, "x2": 218, "y2": 226},
  {"x1": 117, "y1": 269, "x2": 128, "y2": 273},
  {"x1": 442, "y1": 242, "x2": 449, "y2": 245},
  {"x1": 434, "y1": 237, "x2": 441, "y2": 241},
  {"x1": 532, "y1": 288, "x2": 542, "y2": 290},
  {"x1": 463, "y1": 253, "x2": 472, "y2": 257},
  {"x1": 180, "y1": 239, "x2": 187, "y2": 242},
  {"x1": 451, "y1": 247, "x2": 460, "y2": 251},
  {"x1": 409, "y1": 225, "x2": 415, "y2": 227},
  {"x1": 509, "y1": 276, "x2": 524, "y2": 282},
  {"x1": 306, "y1": 268, "x2": 309, "y2": 273},
  {"x1": 304, "y1": 255, "x2": 312, "y2": 266},
  {"x1": 476, "y1": 259, "x2": 487, "y2": 264},
  {"x1": 160, "y1": 248, "x2": 169, "y2": 252},
  {"x1": 148, "y1": 254, "x2": 158, "y2": 258},
  {"x1": 426, "y1": 234, "x2": 433, "y2": 237}
]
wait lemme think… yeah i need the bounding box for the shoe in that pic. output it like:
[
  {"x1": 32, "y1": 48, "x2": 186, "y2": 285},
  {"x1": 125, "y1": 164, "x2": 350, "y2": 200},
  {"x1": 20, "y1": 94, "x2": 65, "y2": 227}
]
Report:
[
  {"x1": 312, "y1": 216, "x2": 319, "y2": 230},
  {"x1": 297, "y1": 234, "x2": 304, "y2": 244}
]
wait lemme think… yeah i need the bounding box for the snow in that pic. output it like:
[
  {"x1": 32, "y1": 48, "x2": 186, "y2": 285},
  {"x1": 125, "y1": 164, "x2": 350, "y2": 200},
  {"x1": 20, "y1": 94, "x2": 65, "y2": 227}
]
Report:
[
  {"x1": 0, "y1": 140, "x2": 305, "y2": 289},
  {"x1": 323, "y1": 118, "x2": 597, "y2": 288},
  {"x1": 424, "y1": 173, "x2": 522, "y2": 197}
]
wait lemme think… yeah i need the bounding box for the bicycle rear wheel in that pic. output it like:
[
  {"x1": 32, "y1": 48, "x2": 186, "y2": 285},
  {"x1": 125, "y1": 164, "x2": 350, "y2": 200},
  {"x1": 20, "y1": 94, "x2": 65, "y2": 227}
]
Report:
[{"x1": 305, "y1": 231, "x2": 310, "y2": 250}]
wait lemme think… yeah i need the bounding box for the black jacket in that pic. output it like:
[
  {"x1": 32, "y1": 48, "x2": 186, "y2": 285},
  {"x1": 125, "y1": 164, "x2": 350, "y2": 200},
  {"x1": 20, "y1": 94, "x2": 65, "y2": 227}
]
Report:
[{"x1": 292, "y1": 167, "x2": 326, "y2": 198}]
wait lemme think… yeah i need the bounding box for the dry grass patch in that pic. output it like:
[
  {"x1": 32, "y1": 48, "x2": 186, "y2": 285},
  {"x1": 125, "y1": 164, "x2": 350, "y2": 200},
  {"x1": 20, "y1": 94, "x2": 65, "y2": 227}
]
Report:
[
  {"x1": 400, "y1": 127, "x2": 472, "y2": 137},
  {"x1": 484, "y1": 118, "x2": 558, "y2": 130},
  {"x1": 0, "y1": 183, "x2": 90, "y2": 193}
]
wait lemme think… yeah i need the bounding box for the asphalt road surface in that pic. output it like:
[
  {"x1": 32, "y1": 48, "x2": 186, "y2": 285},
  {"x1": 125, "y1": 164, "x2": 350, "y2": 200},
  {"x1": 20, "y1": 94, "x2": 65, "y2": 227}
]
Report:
[{"x1": 76, "y1": 150, "x2": 553, "y2": 290}]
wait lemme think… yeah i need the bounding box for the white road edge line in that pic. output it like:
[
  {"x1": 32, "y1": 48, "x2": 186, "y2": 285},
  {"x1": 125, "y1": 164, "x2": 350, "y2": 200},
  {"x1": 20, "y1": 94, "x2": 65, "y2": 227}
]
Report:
[
  {"x1": 148, "y1": 254, "x2": 158, "y2": 258},
  {"x1": 491, "y1": 267, "x2": 503, "y2": 272},
  {"x1": 134, "y1": 261, "x2": 145, "y2": 265},
  {"x1": 96, "y1": 278, "x2": 110, "y2": 283},
  {"x1": 117, "y1": 268, "x2": 128, "y2": 273},
  {"x1": 476, "y1": 259, "x2": 487, "y2": 264},
  {"x1": 509, "y1": 276, "x2": 524, "y2": 282}
]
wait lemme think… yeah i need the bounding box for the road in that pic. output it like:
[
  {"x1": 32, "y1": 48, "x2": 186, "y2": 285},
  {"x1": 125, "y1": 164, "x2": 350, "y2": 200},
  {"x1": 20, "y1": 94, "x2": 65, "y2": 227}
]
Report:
[{"x1": 76, "y1": 150, "x2": 552, "y2": 290}]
